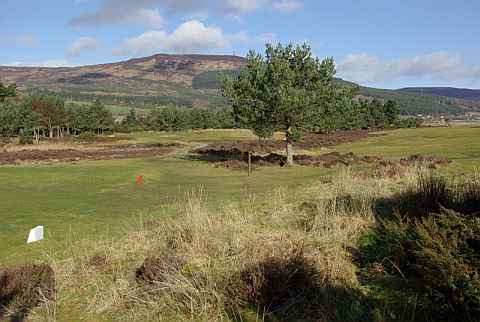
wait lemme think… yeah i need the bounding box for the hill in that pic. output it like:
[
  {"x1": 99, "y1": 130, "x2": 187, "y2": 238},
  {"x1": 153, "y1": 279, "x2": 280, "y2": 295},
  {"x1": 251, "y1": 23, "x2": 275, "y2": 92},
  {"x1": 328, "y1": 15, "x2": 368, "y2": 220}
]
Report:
[
  {"x1": 1, "y1": 54, "x2": 477, "y2": 116},
  {"x1": 399, "y1": 87, "x2": 480, "y2": 102},
  {"x1": 0, "y1": 54, "x2": 244, "y2": 110}
]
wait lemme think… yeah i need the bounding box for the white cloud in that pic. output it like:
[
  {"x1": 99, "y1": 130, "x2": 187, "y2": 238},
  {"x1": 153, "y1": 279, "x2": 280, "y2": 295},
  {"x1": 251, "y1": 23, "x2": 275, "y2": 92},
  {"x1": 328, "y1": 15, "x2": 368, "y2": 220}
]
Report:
[
  {"x1": 337, "y1": 52, "x2": 480, "y2": 84},
  {"x1": 3, "y1": 60, "x2": 73, "y2": 68},
  {"x1": 67, "y1": 36, "x2": 98, "y2": 57},
  {"x1": 272, "y1": 0, "x2": 303, "y2": 12},
  {"x1": 115, "y1": 20, "x2": 233, "y2": 55}
]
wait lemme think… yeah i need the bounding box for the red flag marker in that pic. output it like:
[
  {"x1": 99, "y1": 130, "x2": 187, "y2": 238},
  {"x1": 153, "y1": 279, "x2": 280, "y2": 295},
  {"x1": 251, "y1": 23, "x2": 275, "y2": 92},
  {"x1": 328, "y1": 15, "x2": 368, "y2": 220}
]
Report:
[{"x1": 136, "y1": 175, "x2": 143, "y2": 185}]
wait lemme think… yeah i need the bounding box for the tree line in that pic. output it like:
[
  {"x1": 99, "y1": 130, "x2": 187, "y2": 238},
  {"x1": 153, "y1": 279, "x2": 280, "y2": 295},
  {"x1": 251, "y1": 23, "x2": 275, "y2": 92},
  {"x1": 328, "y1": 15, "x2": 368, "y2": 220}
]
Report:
[
  {"x1": 0, "y1": 84, "x2": 237, "y2": 142},
  {"x1": 120, "y1": 107, "x2": 236, "y2": 132},
  {"x1": 0, "y1": 89, "x2": 115, "y2": 143}
]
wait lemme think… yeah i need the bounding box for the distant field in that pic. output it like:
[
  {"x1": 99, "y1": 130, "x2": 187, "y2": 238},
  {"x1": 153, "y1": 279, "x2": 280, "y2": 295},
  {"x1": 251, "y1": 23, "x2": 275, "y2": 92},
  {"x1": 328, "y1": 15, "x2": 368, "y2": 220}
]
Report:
[{"x1": 1, "y1": 126, "x2": 479, "y2": 264}]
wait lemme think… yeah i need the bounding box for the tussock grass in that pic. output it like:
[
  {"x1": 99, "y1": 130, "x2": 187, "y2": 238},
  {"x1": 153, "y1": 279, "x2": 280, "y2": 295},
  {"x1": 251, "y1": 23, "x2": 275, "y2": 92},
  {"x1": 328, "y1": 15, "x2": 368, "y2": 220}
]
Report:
[{"x1": 392, "y1": 171, "x2": 480, "y2": 218}]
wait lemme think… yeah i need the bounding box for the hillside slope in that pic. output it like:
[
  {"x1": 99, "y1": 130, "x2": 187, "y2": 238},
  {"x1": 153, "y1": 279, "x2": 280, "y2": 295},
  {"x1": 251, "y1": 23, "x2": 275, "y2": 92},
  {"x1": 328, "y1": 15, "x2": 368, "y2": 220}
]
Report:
[
  {"x1": 399, "y1": 87, "x2": 480, "y2": 102},
  {"x1": 1, "y1": 54, "x2": 476, "y2": 115},
  {"x1": 0, "y1": 54, "x2": 244, "y2": 87}
]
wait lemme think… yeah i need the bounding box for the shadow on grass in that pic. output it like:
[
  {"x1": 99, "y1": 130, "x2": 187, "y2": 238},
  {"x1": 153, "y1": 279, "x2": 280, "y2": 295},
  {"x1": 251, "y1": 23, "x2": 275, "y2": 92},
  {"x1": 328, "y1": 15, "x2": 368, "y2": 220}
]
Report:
[
  {"x1": 224, "y1": 247, "x2": 385, "y2": 322},
  {"x1": 232, "y1": 280, "x2": 384, "y2": 322}
]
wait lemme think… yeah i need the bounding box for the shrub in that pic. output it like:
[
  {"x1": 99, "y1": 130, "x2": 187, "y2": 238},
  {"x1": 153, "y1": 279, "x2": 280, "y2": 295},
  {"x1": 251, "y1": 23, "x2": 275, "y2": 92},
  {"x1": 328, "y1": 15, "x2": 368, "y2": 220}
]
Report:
[
  {"x1": 372, "y1": 209, "x2": 480, "y2": 321},
  {"x1": 296, "y1": 201, "x2": 319, "y2": 231},
  {"x1": 0, "y1": 264, "x2": 55, "y2": 320}
]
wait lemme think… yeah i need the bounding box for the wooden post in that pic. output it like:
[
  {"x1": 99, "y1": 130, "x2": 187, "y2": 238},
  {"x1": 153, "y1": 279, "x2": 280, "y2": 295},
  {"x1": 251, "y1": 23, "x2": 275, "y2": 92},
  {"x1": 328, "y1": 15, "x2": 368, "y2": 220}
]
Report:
[{"x1": 248, "y1": 151, "x2": 252, "y2": 176}]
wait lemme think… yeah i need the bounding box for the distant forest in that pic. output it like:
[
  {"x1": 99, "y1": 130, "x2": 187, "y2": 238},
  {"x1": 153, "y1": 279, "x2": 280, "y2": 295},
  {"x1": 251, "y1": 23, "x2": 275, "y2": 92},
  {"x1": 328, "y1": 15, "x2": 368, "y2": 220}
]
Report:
[
  {"x1": 193, "y1": 71, "x2": 466, "y2": 116},
  {"x1": 0, "y1": 81, "x2": 419, "y2": 143}
]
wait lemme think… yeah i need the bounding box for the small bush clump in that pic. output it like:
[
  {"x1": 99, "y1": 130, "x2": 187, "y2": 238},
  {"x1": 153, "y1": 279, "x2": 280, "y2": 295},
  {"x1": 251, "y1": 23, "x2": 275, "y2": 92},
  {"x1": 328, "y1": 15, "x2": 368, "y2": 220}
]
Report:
[
  {"x1": 135, "y1": 255, "x2": 186, "y2": 285},
  {"x1": 18, "y1": 134, "x2": 33, "y2": 145},
  {"x1": 0, "y1": 264, "x2": 55, "y2": 320}
]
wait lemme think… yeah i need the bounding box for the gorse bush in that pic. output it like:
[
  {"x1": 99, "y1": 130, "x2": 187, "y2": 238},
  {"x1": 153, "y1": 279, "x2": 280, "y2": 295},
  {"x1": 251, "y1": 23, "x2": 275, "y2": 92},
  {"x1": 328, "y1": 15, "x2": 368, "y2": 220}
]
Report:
[
  {"x1": 368, "y1": 174, "x2": 480, "y2": 321},
  {"x1": 411, "y1": 210, "x2": 480, "y2": 319}
]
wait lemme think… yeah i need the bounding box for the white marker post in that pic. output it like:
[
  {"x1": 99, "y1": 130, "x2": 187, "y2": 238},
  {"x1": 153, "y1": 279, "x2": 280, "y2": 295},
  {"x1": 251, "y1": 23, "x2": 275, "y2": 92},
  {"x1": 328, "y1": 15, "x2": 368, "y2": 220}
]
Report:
[{"x1": 27, "y1": 226, "x2": 44, "y2": 244}]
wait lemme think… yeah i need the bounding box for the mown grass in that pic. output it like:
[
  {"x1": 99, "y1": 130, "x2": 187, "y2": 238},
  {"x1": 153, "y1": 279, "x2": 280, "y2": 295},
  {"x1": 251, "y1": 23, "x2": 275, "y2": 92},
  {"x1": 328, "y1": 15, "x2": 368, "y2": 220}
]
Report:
[
  {"x1": 0, "y1": 154, "x2": 334, "y2": 264},
  {"x1": 333, "y1": 126, "x2": 480, "y2": 173}
]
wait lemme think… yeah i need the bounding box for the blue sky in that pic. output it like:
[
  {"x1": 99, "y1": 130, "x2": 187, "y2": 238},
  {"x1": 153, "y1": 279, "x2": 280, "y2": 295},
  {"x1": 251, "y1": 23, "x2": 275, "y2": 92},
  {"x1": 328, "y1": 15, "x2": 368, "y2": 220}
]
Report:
[{"x1": 1, "y1": 0, "x2": 479, "y2": 89}]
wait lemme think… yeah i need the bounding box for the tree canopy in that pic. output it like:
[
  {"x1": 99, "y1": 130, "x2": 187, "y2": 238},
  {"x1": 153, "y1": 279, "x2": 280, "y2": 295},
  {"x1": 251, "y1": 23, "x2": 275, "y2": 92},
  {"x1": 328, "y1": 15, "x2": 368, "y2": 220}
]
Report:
[
  {"x1": 0, "y1": 82, "x2": 17, "y2": 102},
  {"x1": 221, "y1": 43, "x2": 341, "y2": 165}
]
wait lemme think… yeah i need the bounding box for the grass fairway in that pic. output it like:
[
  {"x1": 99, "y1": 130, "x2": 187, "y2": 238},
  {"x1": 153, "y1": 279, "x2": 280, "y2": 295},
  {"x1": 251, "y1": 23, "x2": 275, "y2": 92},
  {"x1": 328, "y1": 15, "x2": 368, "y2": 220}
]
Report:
[
  {"x1": 0, "y1": 153, "x2": 333, "y2": 264},
  {"x1": 1, "y1": 126, "x2": 479, "y2": 264},
  {"x1": 333, "y1": 126, "x2": 480, "y2": 173}
]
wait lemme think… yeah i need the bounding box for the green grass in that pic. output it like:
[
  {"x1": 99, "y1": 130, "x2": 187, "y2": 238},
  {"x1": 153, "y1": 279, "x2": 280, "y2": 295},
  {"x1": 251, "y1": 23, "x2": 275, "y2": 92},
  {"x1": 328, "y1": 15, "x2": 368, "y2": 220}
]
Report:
[
  {"x1": 2, "y1": 126, "x2": 480, "y2": 265},
  {"x1": 0, "y1": 149, "x2": 333, "y2": 264},
  {"x1": 332, "y1": 126, "x2": 480, "y2": 173}
]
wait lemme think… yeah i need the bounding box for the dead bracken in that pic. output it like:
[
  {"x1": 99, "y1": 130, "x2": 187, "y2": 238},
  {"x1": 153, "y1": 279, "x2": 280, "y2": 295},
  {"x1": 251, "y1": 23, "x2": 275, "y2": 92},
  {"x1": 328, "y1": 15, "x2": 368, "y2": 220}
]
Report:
[
  {"x1": 0, "y1": 144, "x2": 178, "y2": 165},
  {"x1": 196, "y1": 149, "x2": 382, "y2": 168},
  {"x1": 194, "y1": 130, "x2": 374, "y2": 155}
]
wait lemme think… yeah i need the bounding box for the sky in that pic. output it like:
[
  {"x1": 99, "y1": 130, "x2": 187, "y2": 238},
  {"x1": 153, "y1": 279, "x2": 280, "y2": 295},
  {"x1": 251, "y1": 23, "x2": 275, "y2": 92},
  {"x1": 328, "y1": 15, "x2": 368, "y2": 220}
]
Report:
[{"x1": 1, "y1": 0, "x2": 480, "y2": 89}]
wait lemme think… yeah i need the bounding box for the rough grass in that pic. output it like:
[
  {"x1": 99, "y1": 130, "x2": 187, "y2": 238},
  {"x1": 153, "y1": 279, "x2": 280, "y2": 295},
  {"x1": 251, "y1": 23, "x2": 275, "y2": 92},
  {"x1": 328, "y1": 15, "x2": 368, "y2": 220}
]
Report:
[
  {"x1": 24, "y1": 167, "x2": 402, "y2": 322},
  {"x1": 388, "y1": 172, "x2": 480, "y2": 218}
]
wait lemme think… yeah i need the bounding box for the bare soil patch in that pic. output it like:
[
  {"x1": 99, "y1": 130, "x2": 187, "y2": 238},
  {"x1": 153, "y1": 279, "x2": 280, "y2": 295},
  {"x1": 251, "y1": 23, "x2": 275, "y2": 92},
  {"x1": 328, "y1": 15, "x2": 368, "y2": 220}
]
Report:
[{"x1": 0, "y1": 143, "x2": 178, "y2": 165}]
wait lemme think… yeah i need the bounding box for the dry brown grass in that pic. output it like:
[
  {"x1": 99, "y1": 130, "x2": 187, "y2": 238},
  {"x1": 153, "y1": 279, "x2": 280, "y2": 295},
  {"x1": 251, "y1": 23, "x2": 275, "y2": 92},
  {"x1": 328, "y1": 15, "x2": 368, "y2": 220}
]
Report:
[{"x1": 25, "y1": 166, "x2": 424, "y2": 322}]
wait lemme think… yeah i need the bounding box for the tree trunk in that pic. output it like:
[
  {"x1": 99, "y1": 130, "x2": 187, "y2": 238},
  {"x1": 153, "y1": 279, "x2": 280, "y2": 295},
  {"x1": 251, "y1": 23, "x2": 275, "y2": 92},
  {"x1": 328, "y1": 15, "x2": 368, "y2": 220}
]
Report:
[
  {"x1": 49, "y1": 127, "x2": 53, "y2": 138},
  {"x1": 286, "y1": 138, "x2": 294, "y2": 166}
]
